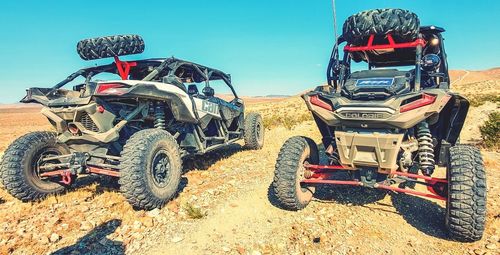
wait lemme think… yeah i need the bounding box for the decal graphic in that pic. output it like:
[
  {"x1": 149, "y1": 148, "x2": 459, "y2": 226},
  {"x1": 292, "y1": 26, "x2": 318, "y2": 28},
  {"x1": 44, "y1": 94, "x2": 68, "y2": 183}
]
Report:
[
  {"x1": 356, "y1": 78, "x2": 394, "y2": 87},
  {"x1": 201, "y1": 100, "x2": 219, "y2": 114}
]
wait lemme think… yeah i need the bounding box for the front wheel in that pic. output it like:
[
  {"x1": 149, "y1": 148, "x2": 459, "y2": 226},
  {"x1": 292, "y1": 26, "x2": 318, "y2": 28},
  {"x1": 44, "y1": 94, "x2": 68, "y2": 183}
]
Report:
[
  {"x1": 0, "y1": 131, "x2": 71, "y2": 201},
  {"x1": 445, "y1": 145, "x2": 486, "y2": 242},
  {"x1": 272, "y1": 136, "x2": 319, "y2": 210},
  {"x1": 119, "y1": 129, "x2": 182, "y2": 210}
]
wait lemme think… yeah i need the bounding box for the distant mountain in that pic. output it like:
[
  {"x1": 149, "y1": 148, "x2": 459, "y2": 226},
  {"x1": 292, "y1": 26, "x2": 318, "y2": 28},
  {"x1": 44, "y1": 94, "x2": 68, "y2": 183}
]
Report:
[
  {"x1": 255, "y1": 95, "x2": 290, "y2": 98},
  {"x1": 449, "y1": 67, "x2": 500, "y2": 86}
]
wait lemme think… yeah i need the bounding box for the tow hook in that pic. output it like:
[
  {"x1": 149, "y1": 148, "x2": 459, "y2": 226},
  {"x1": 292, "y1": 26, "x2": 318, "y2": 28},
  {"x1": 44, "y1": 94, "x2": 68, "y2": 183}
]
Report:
[
  {"x1": 61, "y1": 171, "x2": 72, "y2": 185},
  {"x1": 39, "y1": 169, "x2": 73, "y2": 185}
]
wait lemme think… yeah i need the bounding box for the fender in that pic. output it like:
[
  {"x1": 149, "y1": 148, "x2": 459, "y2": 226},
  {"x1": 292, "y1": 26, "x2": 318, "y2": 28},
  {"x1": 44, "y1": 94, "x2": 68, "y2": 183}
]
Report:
[{"x1": 439, "y1": 93, "x2": 469, "y2": 145}]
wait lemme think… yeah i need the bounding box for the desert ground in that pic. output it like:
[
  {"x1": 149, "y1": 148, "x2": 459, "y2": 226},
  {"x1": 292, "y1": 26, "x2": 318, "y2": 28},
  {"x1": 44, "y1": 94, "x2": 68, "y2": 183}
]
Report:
[{"x1": 0, "y1": 69, "x2": 499, "y2": 255}]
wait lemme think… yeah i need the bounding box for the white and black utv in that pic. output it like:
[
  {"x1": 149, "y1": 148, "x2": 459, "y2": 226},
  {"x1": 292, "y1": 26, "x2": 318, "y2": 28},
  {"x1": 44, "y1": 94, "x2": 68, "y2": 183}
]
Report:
[
  {"x1": 0, "y1": 35, "x2": 264, "y2": 210},
  {"x1": 272, "y1": 9, "x2": 486, "y2": 242}
]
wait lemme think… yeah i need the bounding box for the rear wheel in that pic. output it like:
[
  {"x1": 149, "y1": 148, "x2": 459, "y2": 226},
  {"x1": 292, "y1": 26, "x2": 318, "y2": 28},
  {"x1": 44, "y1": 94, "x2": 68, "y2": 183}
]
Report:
[
  {"x1": 272, "y1": 136, "x2": 319, "y2": 210},
  {"x1": 244, "y1": 112, "x2": 264, "y2": 150},
  {"x1": 119, "y1": 129, "x2": 182, "y2": 210},
  {"x1": 445, "y1": 145, "x2": 486, "y2": 242},
  {"x1": 0, "y1": 132, "x2": 70, "y2": 201}
]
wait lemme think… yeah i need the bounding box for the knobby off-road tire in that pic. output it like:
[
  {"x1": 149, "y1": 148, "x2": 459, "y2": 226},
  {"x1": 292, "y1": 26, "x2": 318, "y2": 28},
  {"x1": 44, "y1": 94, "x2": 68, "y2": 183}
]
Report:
[
  {"x1": 119, "y1": 129, "x2": 182, "y2": 210},
  {"x1": 272, "y1": 136, "x2": 319, "y2": 210},
  {"x1": 244, "y1": 112, "x2": 264, "y2": 150},
  {"x1": 446, "y1": 145, "x2": 486, "y2": 242},
  {"x1": 342, "y1": 8, "x2": 420, "y2": 45},
  {"x1": 77, "y1": 34, "x2": 145, "y2": 60},
  {"x1": 0, "y1": 131, "x2": 70, "y2": 201}
]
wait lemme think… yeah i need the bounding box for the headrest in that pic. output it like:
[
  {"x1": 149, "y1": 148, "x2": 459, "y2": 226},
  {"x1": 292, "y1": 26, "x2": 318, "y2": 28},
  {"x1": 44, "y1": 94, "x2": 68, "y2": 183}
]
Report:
[
  {"x1": 163, "y1": 75, "x2": 186, "y2": 92},
  {"x1": 202, "y1": 86, "x2": 215, "y2": 97},
  {"x1": 187, "y1": 84, "x2": 199, "y2": 95}
]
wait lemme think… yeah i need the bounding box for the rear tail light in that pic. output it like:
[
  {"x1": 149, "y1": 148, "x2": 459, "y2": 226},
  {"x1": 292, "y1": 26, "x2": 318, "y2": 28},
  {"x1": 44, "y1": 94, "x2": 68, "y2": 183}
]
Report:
[
  {"x1": 309, "y1": 95, "x2": 333, "y2": 111},
  {"x1": 96, "y1": 83, "x2": 130, "y2": 95},
  {"x1": 400, "y1": 93, "x2": 436, "y2": 113}
]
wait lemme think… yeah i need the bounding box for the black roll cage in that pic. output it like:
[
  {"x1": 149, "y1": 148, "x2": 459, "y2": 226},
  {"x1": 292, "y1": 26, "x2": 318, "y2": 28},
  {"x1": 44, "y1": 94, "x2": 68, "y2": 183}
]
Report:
[
  {"x1": 326, "y1": 26, "x2": 450, "y2": 92},
  {"x1": 50, "y1": 57, "x2": 239, "y2": 98}
]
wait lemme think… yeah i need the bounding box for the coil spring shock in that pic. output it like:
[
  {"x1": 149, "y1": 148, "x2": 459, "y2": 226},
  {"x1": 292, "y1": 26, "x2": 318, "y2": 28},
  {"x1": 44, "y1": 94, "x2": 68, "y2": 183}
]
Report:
[
  {"x1": 154, "y1": 102, "x2": 166, "y2": 129},
  {"x1": 416, "y1": 121, "x2": 435, "y2": 176}
]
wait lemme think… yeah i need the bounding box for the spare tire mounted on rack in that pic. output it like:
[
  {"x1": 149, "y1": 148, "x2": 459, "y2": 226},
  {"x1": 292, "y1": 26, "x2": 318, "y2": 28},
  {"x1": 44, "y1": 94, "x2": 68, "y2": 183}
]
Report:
[
  {"x1": 342, "y1": 8, "x2": 420, "y2": 45},
  {"x1": 77, "y1": 34, "x2": 145, "y2": 60}
]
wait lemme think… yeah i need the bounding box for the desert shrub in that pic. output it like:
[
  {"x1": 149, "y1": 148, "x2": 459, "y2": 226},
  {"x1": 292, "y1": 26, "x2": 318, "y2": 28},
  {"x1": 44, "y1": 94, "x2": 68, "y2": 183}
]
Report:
[
  {"x1": 479, "y1": 112, "x2": 500, "y2": 150},
  {"x1": 262, "y1": 112, "x2": 312, "y2": 130},
  {"x1": 468, "y1": 93, "x2": 500, "y2": 107},
  {"x1": 184, "y1": 202, "x2": 205, "y2": 219}
]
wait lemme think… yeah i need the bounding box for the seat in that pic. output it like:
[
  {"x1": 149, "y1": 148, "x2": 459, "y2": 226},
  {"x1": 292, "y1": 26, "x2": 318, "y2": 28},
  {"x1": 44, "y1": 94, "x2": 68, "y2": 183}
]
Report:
[
  {"x1": 162, "y1": 75, "x2": 187, "y2": 92},
  {"x1": 202, "y1": 86, "x2": 215, "y2": 97},
  {"x1": 187, "y1": 84, "x2": 199, "y2": 96}
]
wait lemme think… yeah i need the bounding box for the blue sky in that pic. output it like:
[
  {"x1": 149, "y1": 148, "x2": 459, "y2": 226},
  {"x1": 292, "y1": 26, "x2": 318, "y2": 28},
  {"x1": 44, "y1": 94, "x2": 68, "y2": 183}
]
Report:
[{"x1": 0, "y1": 0, "x2": 498, "y2": 103}]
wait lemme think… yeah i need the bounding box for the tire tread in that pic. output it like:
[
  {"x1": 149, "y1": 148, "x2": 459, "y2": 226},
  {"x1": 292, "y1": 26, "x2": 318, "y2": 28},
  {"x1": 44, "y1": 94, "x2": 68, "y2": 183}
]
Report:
[
  {"x1": 447, "y1": 145, "x2": 486, "y2": 242},
  {"x1": 272, "y1": 136, "x2": 319, "y2": 211}
]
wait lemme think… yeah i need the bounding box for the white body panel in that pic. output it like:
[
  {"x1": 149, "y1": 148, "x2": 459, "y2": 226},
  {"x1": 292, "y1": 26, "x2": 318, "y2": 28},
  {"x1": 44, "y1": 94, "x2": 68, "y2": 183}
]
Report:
[
  {"x1": 102, "y1": 80, "x2": 197, "y2": 119},
  {"x1": 193, "y1": 98, "x2": 222, "y2": 119}
]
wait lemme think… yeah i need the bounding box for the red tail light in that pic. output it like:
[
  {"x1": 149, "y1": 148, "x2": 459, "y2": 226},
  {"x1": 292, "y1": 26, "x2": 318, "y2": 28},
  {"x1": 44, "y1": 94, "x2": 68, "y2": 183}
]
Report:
[
  {"x1": 96, "y1": 83, "x2": 130, "y2": 95},
  {"x1": 310, "y1": 95, "x2": 333, "y2": 111},
  {"x1": 400, "y1": 93, "x2": 436, "y2": 113}
]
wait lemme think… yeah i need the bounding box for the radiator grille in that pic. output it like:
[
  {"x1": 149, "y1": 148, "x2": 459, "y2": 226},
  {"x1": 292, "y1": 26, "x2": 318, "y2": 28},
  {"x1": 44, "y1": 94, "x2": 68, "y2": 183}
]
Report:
[{"x1": 79, "y1": 112, "x2": 99, "y2": 132}]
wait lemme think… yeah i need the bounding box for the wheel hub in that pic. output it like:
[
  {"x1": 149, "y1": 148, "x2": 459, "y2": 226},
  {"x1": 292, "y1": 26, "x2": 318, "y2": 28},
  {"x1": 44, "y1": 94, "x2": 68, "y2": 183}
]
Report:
[{"x1": 151, "y1": 150, "x2": 171, "y2": 187}]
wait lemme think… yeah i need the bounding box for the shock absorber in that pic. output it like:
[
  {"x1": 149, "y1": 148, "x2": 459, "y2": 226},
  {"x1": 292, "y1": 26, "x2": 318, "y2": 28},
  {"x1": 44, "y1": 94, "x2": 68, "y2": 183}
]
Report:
[
  {"x1": 154, "y1": 102, "x2": 166, "y2": 129},
  {"x1": 416, "y1": 121, "x2": 435, "y2": 176}
]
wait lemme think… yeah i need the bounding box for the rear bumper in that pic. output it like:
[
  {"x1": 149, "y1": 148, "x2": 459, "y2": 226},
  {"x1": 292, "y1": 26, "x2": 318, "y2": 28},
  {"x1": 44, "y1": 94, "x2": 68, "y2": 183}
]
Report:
[
  {"x1": 335, "y1": 131, "x2": 403, "y2": 172},
  {"x1": 41, "y1": 103, "x2": 142, "y2": 145}
]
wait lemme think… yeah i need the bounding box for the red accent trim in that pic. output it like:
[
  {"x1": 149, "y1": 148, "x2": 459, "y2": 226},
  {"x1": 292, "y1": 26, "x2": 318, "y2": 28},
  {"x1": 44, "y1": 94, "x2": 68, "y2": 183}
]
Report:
[
  {"x1": 39, "y1": 169, "x2": 69, "y2": 177},
  {"x1": 39, "y1": 169, "x2": 72, "y2": 185},
  {"x1": 344, "y1": 34, "x2": 426, "y2": 52},
  {"x1": 301, "y1": 179, "x2": 362, "y2": 185},
  {"x1": 390, "y1": 171, "x2": 447, "y2": 183},
  {"x1": 375, "y1": 184, "x2": 446, "y2": 201},
  {"x1": 304, "y1": 164, "x2": 353, "y2": 171},
  {"x1": 400, "y1": 93, "x2": 437, "y2": 113},
  {"x1": 309, "y1": 95, "x2": 333, "y2": 111},
  {"x1": 88, "y1": 166, "x2": 120, "y2": 177},
  {"x1": 299, "y1": 163, "x2": 447, "y2": 201},
  {"x1": 114, "y1": 56, "x2": 137, "y2": 80}
]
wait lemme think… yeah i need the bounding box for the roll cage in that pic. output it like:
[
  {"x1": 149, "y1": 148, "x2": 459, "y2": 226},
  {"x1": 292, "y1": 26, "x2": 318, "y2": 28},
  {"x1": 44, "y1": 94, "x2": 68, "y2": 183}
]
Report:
[
  {"x1": 41, "y1": 57, "x2": 238, "y2": 99},
  {"x1": 326, "y1": 26, "x2": 450, "y2": 93}
]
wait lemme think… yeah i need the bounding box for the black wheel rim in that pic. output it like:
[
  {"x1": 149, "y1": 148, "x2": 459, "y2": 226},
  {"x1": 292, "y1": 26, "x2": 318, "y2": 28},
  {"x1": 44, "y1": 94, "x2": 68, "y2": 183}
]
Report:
[
  {"x1": 33, "y1": 148, "x2": 63, "y2": 185},
  {"x1": 256, "y1": 122, "x2": 263, "y2": 143},
  {"x1": 151, "y1": 149, "x2": 171, "y2": 188}
]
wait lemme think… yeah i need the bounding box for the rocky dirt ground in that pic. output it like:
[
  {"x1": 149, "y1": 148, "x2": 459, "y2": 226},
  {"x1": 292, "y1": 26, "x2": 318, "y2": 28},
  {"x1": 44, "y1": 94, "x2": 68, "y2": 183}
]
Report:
[{"x1": 0, "y1": 80, "x2": 499, "y2": 255}]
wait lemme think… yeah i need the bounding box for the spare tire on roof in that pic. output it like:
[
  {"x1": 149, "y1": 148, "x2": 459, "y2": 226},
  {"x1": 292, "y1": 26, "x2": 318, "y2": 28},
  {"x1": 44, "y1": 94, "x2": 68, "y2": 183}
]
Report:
[
  {"x1": 342, "y1": 9, "x2": 420, "y2": 45},
  {"x1": 77, "y1": 34, "x2": 145, "y2": 60}
]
